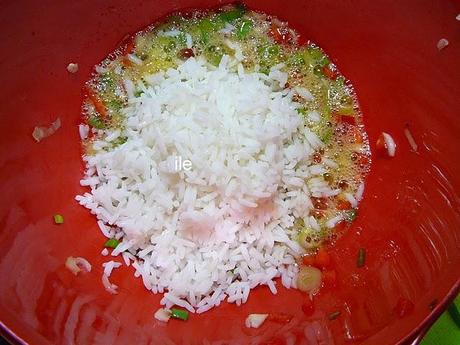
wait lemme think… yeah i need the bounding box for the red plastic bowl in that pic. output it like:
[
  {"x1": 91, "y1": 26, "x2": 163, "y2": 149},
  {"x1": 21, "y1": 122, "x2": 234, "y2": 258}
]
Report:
[{"x1": 0, "y1": 1, "x2": 459, "y2": 344}]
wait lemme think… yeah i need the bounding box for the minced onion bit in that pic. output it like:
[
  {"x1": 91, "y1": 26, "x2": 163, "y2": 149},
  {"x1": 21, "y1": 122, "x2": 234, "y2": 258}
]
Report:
[
  {"x1": 245, "y1": 314, "x2": 268, "y2": 329},
  {"x1": 102, "y1": 273, "x2": 118, "y2": 294},
  {"x1": 65, "y1": 256, "x2": 92, "y2": 275},
  {"x1": 154, "y1": 308, "x2": 171, "y2": 322},
  {"x1": 296, "y1": 266, "x2": 322, "y2": 295},
  {"x1": 404, "y1": 126, "x2": 418, "y2": 152},
  {"x1": 437, "y1": 38, "x2": 449, "y2": 51},
  {"x1": 32, "y1": 117, "x2": 61, "y2": 142},
  {"x1": 382, "y1": 132, "x2": 396, "y2": 157},
  {"x1": 67, "y1": 63, "x2": 79, "y2": 73}
]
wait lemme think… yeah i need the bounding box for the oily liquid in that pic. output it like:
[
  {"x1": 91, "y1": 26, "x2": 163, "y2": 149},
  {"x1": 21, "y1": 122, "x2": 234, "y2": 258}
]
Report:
[{"x1": 82, "y1": 4, "x2": 371, "y2": 251}]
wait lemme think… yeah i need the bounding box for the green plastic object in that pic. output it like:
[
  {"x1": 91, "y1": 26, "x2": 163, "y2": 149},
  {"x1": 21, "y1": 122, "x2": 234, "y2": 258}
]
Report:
[{"x1": 421, "y1": 295, "x2": 460, "y2": 345}]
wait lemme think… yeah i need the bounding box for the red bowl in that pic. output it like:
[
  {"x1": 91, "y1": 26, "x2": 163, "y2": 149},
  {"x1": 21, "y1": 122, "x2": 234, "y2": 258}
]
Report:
[{"x1": 0, "y1": 1, "x2": 459, "y2": 344}]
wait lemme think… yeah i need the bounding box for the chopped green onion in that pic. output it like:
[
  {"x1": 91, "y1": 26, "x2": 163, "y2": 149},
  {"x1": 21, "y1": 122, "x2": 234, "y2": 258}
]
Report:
[
  {"x1": 53, "y1": 214, "x2": 64, "y2": 224},
  {"x1": 104, "y1": 238, "x2": 120, "y2": 248},
  {"x1": 237, "y1": 19, "x2": 252, "y2": 39},
  {"x1": 296, "y1": 107, "x2": 307, "y2": 115},
  {"x1": 346, "y1": 209, "x2": 357, "y2": 222},
  {"x1": 88, "y1": 116, "x2": 105, "y2": 129},
  {"x1": 134, "y1": 90, "x2": 144, "y2": 97},
  {"x1": 313, "y1": 64, "x2": 323, "y2": 76},
  {"x1": 218, "y1": 5, "x2": 245, "y2": 23},
  {"x1": 112, "y1": 136, "x2": 128, "y2": 147},
  {"x1": 357, "y1": 248, "x2": 366, "y2": 268},
  {"x1": 328, "y1": 311, "x2": 341, "y2": 320},
  {"x1": 170, "y1": 308, "x2": 189, "y2": 321}
]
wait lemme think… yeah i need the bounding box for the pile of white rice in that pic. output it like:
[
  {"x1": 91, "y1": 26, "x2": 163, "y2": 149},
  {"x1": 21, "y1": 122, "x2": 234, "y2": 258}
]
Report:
[{"x1": 77, "y1": 54, "x2": 341, "y2": 313}]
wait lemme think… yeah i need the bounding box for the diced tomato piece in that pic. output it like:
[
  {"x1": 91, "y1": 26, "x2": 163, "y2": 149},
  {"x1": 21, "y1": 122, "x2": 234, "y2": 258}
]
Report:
[
  {"x1": 269, "y1": 24, "x2": 292, "y2": 44},
  {"x1": 268, "y1": 313, "x2": 293, "y2": 323},
  {"x1": 394, "y1": 298, "x2": 414, "y2": 318},
  {"x1": 322, "y1": 270, "x2": 337, "y2": 287},
  {"x1": 311, "y1": 196, "x2": 328, "y2": 210},
  {"x1": 122, "y1": 56, "x2": 133, "y2": 68},
  {"x1": 86, "y1": 87, "x2": 108, "y2": 119},
  {"x1": 301, "y1": 299, "x2": 315, "y2": 316},
  {"x1": 315, "y1": 248, "x2": 331, "y2": 269},
  {"x1": 322, "y1": 65, "x2": 338, "y2": 80},
  {"x1": 302, "y1": 255, "x2": 316, "y2": 266},
  {"x1": 350, "y1": 126, "x2": 364, "y2": 144},
  {"x1": 334, "y1": 112, "x2": 356, "y2": 125},
  {"x1": 336, "y1": 198, "x2": 352, "y2": 210},
  {"x1": 178, "y1": 48, "x2": 195, "y2": 59}
]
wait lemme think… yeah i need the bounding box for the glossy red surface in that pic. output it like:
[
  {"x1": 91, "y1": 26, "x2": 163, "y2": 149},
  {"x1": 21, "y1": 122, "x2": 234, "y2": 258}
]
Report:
[{"x1": 0, "y1": 1, "x2": 459, "y2": 344}]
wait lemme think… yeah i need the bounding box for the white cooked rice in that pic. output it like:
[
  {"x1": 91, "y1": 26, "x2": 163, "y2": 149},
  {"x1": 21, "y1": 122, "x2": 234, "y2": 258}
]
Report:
[{"x1": 77, "y1": 55, "x2": 343, "y2": 312}]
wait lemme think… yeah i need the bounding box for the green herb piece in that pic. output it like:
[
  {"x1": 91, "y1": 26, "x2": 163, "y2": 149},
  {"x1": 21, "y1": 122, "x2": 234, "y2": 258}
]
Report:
[
  {"x1": 346, "y1": 209, "x2": 357, "y2": 222},
  {"x1": 313, "y1": 64, "x2": 323, "y2": 76},
  {"x1": 198, "y1": 19, "x2": 216, "y2": 44},
  {"x1": 297, "y1": 107, "x2": 307, "y2": 115},
  {"x1": 218, "y1": 5, "x2": 245, "y2": 23},
  {"x1": 357, "y1": 248, "x2": 366, "y2": 268},
  {"x1": 237, "y1": 19, "x2": 253, "y2": 39},
  {"x1": 328, "y1": 311, "x2": 341, "y2": 320},
  {"x1": 308, "y1": 46, "x2": 329, "y2": 67},
  {"x1": 53, "y1": 214, "x2": 64, "y2": 224},
  {"x1": 134, "y1": 90, "x2": 144, "y2": 97},
  {"x1": 107, "y1": 99, "x2": 124, "y2": 111},
  {"x1": 288, "y1": 52, "x2": 305, "y2": 67},
  {"x1": 104, "y1": 238, "x2": 120, "y2": 249},
  {"x1": 88, "y1": 116, "x2": 106, "y2": 129},
  {"x1": 170, "y1": 308, "x2": 189, "y2": 321},
  {"x1": 112, "y1": 136, "x2": 128, "y2": 147}
]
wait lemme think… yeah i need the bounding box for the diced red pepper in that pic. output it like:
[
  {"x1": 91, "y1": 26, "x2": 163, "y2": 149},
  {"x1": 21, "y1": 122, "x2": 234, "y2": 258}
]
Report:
[
  {"x1": 178, "y1": 48, "x2": 195, "y2": 59},
  {"x1": 334, "y1": 112, "x2": 356, "y2": 125},
  {"x1": 394, "y1": 297, "x2": 414, "y2": 318},
  {"x1": 301, "y1": 299, "x2": 315, "y2": 316},
  {"x1": 269, "y1": 24, "x2": 292, "y2": 44},
  {"x1": 122, "y1": 55, "x2": 135, "y2": 68},
  {"x1": 336, "y1": 198, "x2": 352, "y2": 210},
  {"x1": 350, "y1": 126, "x2": 364, "y2": 144},
  {"x1": 322, "y1": 65, "x2": 338, "y2": 80},
  {"x1": 311, "y1": 197, "x2": 328, "y2": 210},
  {"x1": 86, "y1": 87, "x2": 108, "y2": 119},
  {"x1": 268, "y1": 313, "x2": 293, "y2": 324},
  {"x1": 315, "y1": 248, "x2": 331, "y2": 269}
]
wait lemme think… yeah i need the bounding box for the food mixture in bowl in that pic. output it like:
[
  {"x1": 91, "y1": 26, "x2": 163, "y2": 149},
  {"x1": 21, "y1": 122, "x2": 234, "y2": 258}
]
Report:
[{"x1": 76, "y1": 4, "x2": 370, "y2": 317}]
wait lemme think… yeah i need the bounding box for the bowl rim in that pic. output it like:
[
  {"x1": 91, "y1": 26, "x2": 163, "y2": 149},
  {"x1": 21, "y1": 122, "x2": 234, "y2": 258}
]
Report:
[{"x1": 0, "y1": 280, "x2": 458, "y2": 345}]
